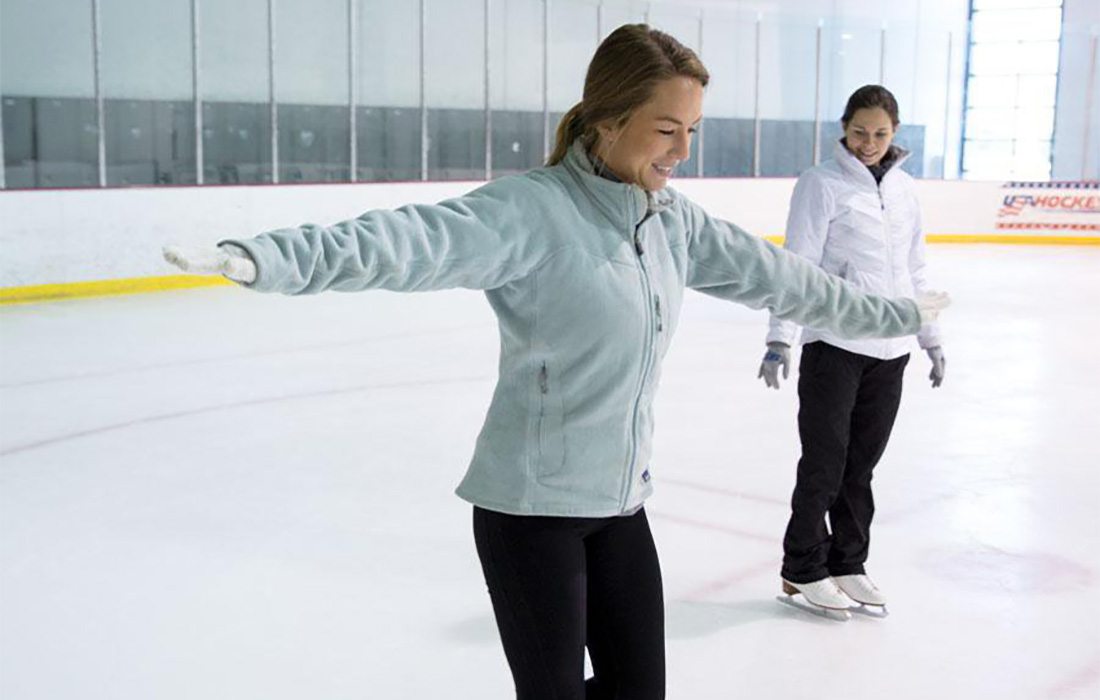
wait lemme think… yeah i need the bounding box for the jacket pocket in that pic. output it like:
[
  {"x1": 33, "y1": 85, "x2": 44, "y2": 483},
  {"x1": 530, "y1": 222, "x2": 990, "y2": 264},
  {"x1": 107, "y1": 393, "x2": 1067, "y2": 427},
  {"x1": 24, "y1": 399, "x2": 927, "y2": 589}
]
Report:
[{"x1": 536, "y1": 360, "x2": 567, "y2": 477}]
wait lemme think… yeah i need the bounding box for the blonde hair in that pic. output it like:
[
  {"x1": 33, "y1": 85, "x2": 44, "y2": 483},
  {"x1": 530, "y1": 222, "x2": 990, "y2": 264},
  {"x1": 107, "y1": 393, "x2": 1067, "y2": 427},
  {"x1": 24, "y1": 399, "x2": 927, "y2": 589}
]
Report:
[{"x1": 546, "y1": 24, "x2": 709, "y2": 166}]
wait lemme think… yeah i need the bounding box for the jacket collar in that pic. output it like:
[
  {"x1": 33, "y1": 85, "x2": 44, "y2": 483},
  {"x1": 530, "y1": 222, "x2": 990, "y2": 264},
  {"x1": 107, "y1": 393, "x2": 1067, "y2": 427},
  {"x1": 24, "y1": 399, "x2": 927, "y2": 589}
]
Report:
[
  {"x1": 562, "y1": 139, "x2": 674, "y2": 227},
  {"x1": 833, "y1": 139, "x2": 910, "y2": 186}
]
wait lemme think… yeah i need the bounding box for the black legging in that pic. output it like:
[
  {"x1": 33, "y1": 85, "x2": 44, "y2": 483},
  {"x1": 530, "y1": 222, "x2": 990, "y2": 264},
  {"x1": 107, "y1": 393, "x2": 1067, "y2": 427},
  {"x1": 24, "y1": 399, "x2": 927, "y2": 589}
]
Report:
[{"x1": 473, "y1": 506, "x2": 665, "y2": 700}]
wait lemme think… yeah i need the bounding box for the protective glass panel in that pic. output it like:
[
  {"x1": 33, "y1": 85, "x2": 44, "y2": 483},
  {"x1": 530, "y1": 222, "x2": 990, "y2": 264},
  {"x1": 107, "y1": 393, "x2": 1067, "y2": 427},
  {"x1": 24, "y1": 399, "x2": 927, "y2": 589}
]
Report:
[
  {"x1": 1, "y1": 0, "x2": 99, "y2": 187},
  {"x1": 758, "y1": 14, "x2": 820, "y2": 176},
  {"x1": 275, "y1": 0, "x2": 349, "y2": 183},
  {"x1": 201, "y1": 0, "x2": 270, "y2": 184},
  {"x1": 358, "y1": 0, "x2": 420, "y2": 181},
  {"x1": 100, "y1": 0, "x2": 195, "y2": 185},
  {"x1": 488, "y1": 0, "x2": 544, "y2": 178}
]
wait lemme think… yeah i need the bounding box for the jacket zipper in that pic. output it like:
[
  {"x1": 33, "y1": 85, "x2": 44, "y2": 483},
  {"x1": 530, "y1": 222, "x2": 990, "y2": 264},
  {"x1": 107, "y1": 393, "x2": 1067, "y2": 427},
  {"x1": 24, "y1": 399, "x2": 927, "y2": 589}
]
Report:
[
  {"x1": 622, "y1": 212, "x2": 657, "y2": 511},
  {"x1": 878, "y1": 181, "x2": 899, "y2": 359},
  {"x1": 877, "y1": 185, "x2": 897, "y2": 298},
  {"x1": 537, "y1": 362, "x2": 549, "y2": 457}
]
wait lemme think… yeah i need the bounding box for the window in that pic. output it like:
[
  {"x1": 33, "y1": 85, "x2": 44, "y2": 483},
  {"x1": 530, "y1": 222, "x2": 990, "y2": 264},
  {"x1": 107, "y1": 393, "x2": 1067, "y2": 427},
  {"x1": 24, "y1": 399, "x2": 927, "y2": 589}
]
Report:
[{"x1": 961, "y1": 0, "x2": 1064, "y2": 180}]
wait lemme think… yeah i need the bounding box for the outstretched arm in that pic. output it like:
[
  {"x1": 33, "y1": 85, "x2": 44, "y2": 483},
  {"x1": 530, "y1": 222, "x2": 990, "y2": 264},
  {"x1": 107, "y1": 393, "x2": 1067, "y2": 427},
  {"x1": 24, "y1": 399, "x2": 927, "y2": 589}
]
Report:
[
  {"x1": 165, "y1": 177, "x2": 552, "y2": 295},
  {"x1": 681, "y1": 196, "x2": 948, "y2": 339}
]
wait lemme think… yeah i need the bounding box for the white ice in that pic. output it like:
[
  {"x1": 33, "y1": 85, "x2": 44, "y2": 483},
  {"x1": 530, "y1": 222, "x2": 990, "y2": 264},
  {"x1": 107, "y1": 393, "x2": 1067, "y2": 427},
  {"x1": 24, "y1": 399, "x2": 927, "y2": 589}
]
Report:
[{"x1": 2, "y1": 245, "x2": 1098, "y2": 699}]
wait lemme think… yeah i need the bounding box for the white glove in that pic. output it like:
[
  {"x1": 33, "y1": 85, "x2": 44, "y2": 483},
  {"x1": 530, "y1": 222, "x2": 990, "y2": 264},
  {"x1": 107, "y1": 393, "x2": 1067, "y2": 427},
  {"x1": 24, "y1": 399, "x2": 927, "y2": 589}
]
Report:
[
  {"x1": 926, "y1": 346, "x2": 946, "y2": 388},
  {"x1": 163, "y1": 244, "x2": 257, "y2": 284},
  {"x1": 916, "y1": 290, "x2": 951, "y2": 324},
  {"x1": 757, "y1": 342, "x2": 791, "y2": 390}
]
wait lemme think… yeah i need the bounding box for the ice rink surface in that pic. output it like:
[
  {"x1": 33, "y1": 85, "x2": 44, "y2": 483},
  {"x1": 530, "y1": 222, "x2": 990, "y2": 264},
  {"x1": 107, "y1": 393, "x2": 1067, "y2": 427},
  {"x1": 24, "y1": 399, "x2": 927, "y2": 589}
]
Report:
[{"x1": 2, "y1": 245, "x2": 1098, "y2": 699}]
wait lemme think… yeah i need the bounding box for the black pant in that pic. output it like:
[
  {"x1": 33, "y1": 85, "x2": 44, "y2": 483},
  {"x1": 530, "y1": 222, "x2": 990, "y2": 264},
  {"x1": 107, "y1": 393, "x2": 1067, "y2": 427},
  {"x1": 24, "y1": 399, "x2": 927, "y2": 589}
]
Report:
[
  {"x1": 781, "y1": 341, "x2": 909, "y2": 584},
  {"x1": 473, "y1": 506, "x2": 665, "y2": 700}
]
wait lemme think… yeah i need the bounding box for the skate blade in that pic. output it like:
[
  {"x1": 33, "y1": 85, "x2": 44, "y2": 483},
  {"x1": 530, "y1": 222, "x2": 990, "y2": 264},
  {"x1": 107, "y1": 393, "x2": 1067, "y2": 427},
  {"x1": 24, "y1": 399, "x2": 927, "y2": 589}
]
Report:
[
  {"x1": 849, "y1": 603, "x2": 889, "y2": 618},
  {"x1": 775, "y1": 594, "x2": 851, "y2": 622}
]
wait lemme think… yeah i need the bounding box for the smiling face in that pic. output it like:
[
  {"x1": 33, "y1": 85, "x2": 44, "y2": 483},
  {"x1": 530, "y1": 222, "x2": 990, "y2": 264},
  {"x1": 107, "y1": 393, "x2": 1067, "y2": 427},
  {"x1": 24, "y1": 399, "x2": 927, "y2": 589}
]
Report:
[
  {"x1": 592, "y1": 76, "x2": 704, "y2": 192},
  {"x1": 843, "y1": 107, "x2": 897, "y2": 167}
]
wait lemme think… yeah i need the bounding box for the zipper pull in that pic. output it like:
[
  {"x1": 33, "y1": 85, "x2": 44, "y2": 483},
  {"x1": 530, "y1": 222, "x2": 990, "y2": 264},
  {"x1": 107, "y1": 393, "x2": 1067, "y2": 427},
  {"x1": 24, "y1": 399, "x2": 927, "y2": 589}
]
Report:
[
  {"x1": 538, "y1": 363, "x2": 549, "y2": 394},
  {"x1": 654, "y1": 295, "x2": 663, "y2": 332},
  {"x1": 634, "y1": 230, "x2": 645, "y2": 256}
]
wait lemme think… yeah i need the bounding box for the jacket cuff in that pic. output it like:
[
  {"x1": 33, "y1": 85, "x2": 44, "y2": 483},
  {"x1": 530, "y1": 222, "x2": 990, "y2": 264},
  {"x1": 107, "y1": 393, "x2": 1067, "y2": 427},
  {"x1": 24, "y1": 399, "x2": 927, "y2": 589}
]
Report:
[
  {"x1": 765, "y1": 326, "x2": 798, "y2": 346},
  {"x1": 217, "y1": 239, "x2": 264, "y2": 289},
  {"x1": 917, "y1": 323, "x2": 942, "y2": 350}
]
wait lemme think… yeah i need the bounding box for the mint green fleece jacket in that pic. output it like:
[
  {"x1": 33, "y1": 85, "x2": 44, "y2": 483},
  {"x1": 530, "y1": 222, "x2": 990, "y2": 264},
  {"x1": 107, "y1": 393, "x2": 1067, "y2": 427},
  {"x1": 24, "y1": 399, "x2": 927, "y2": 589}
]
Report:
[{"x1": 224, "y1": 140, "x2": 920, "y2": 517}]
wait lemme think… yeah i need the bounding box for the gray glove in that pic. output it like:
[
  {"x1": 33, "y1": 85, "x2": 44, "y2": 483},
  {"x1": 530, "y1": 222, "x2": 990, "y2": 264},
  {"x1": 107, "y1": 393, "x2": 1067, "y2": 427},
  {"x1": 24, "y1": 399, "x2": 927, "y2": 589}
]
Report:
[
  {"x1": 757, "y1": 342, "x2": 791, "y2": 389},
  {"x1": 926, "y1": 346, "x2": 945, "y2": 388}
]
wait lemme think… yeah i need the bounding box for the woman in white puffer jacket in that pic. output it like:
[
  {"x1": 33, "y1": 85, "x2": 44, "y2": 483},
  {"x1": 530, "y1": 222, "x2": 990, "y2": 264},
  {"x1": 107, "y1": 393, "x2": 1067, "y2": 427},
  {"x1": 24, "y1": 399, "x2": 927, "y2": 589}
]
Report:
[{"x1": 759, "y1": 85, "x2": 946, "y2": 618}]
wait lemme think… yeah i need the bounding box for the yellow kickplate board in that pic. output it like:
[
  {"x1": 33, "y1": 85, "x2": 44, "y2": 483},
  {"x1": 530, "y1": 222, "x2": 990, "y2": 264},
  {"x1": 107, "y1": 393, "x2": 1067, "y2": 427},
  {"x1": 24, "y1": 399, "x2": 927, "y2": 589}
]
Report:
[{"x1": 0, "y1": 275, "x2": 233, "y2": 306}]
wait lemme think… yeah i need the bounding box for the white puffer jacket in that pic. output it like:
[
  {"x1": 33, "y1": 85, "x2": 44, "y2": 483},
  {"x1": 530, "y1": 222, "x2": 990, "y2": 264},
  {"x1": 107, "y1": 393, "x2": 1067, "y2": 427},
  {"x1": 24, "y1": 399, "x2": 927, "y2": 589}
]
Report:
[{"x1": 766, "y1": 140, "x2": 941, "y2": 359}]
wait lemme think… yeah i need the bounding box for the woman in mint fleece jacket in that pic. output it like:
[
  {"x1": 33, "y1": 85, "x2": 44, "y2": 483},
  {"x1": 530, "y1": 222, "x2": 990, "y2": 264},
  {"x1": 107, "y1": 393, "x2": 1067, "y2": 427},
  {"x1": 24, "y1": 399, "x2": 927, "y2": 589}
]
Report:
[{"x1": 164, "y1": 25, "x2": 947, "y2": 700}]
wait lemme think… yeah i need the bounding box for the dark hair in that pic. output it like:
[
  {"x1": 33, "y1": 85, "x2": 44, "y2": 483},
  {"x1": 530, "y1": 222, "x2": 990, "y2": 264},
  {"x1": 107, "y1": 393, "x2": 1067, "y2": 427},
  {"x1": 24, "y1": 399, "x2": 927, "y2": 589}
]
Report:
[
  {"x1": 546, "y1": 24, "x2": 709, "y2": 166},
  {"x1": 841, "y1": 84, "x2": 900, "y2": 127}
]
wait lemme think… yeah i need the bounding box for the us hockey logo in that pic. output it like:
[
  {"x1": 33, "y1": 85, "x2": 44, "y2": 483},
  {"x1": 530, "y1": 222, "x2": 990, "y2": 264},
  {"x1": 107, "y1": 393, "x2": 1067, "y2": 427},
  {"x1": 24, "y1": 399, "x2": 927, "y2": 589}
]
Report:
[
  {"x1": 996, "y1": 181, "x2": 1100, "y2": 232},
  {"x1": 997, "y1": 197, "x2": 1028, "y2": 217}
]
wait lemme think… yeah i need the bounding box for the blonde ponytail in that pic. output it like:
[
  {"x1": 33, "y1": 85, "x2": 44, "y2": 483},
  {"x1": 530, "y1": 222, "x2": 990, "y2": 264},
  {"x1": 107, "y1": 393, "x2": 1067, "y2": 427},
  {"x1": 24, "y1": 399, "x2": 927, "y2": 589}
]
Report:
[{"x1": 546, "y1": 102, "x2": 587, "y2": 166}]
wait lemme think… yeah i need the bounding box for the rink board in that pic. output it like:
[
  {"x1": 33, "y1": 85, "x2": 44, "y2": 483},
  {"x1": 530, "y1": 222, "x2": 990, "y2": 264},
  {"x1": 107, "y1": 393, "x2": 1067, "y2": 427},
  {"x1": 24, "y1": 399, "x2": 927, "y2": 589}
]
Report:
[{"x1": 1, "y1": 178, "x2": 1097, "y2": 303}]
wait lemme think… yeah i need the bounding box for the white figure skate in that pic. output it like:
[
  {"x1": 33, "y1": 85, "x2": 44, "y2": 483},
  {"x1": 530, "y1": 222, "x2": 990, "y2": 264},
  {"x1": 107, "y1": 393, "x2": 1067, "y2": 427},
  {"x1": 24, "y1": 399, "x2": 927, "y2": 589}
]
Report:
[
  {"x1": 833, "y1": 574, "x2": 888, "y2": 618},
  {"x1": 777, "y1": 578, "x2": 855, "y2": 622}
]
